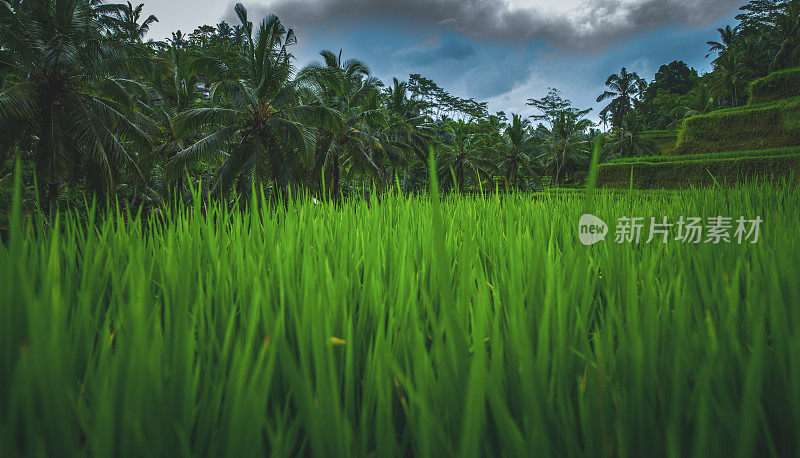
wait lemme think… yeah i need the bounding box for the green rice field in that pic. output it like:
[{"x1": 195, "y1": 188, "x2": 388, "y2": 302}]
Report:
[{"x1": 2, "y1": 169, "x2": 799, "y2": 457}]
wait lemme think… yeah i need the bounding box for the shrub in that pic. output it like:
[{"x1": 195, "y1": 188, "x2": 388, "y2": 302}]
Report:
[
  {"x1": 642, "y1": 130, "x2": 678, "y2": 155},
  {"x1": 747, "y1": 67, "x2": 800, "y2": 104},
  {"x1": 673, "y1": 98, "x2": 800, "y2": 155},
  {"x1": 596, "y1": 152, "x2": 800, "y2": 189}
]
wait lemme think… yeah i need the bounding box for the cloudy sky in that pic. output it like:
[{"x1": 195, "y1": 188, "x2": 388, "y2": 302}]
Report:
[{"x1": 145, "y1": 0, "x2": 743, "y2": 121}]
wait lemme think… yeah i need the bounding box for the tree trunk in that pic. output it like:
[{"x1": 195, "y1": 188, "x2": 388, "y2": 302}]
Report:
[
  {"x1": 554, "y1": 149, "x2": 566, "y2": 187},
  {"x1": 510, "y1": 155, "x2": 518, "y2": 189},
  {"x1": 554, "y1": 165, "x2": 561, "y2": 188},
  {"x1": 332, "y1": 154, "x2": 340, "y2": 201},
  {"x1": 49, "y1": 102, "x2": 57, "y2": 222},
  {"x1": 770, "y1": 40, "x2": 791, "y2": 74},
  {"x1": 313, "y1": 132, "x2": 334, "y2": 192},
  {"x1": 48, "y1": 182, "x2": 59, "y2": 222}
]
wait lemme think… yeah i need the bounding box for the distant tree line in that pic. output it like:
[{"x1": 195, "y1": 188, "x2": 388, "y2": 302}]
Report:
[{"x1": 1, "y1": 0, "x2": 798, "y2": 220}]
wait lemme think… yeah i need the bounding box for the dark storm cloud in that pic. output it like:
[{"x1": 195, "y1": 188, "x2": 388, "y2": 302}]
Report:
[
  {"x1": 465, "y1": 63, "x2": 524, "y2": 99},
  {"x1": 230, "y1": 0, "x2": 741, "y2": 49},
  {"x1": 394, "y1": 36, "x2": 479, "y2": 65}
]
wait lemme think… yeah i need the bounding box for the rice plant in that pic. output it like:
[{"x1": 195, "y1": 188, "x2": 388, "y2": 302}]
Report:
[{"x1": 1, "y1": 162, "x2": 799, "y2": 457}]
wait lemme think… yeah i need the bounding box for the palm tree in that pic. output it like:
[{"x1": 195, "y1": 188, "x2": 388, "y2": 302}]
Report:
[
  {"x1": 0, "y1": 0, "x2": 151, "y2": 219},
  {"x1": 436, "y1": 125, "x2": 494, "y2": 192},
  {"x1": 706, "y1": 25, "x2": 737, "y2": 62},
  {"x1": 603, "y1": 112, "x2": 658, "y2": 158},
  {"x1": 770, "y1": 0, "x2": 800, "y2": 72},
  {"x1": 596, "y1": 68, "x2": 646, "y2": 130},
  {"x1": 168, "y1": 5, "x2": 338, "y2": 198},
  {"x1": 542, "y1": 110, "x2": 593, "y2": 186},
  {"x1": 600, "y1": 111, "x2": 610, "y2": 132},
  {"x1": 137, "y1": 43, "x2": 218, "y2": 202},
  {"x1": 736, "y1": 34, "x2": 771, "y2": 78},
  {"x1": 109, "y1": 1, "x2": 159, "y2": 43},
  {"x1": 499, "y1": 114, "x2": 543, "y2": 190},
  {"x1": 168, "y1": 30, "x2": 189, "y2": 50},
  {"x1": 668, "y1": 82, "x2": 714, "y2": 128},
  {"x1": 378, "y1": 79, "x2": 436, "y2": 192},
  {"x1": 382, "y1": 77, "x2": 435, "y2": 183},
  {"x1": 710, "y1": 53, "x2": 749, "y2": 107},
  {"x1": 298, "y1": 49, "x2": 385, "y2": 198}
]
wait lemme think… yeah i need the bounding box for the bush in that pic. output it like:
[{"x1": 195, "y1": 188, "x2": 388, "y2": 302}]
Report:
[
  {"x1": 642, "y1": 130, "x2": 678, "y2": 155},
  {"x1": 747, "y1": 67, "x2": 800, "y2": 104},
  {"x1": 596, "y1": 152, "x2": 800, "y2": 189},
  {"x1": 674, "y1": 98, "x2": 800, "y2": 155}
]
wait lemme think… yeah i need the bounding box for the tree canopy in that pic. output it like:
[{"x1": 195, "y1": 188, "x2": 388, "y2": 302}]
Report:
[{"x1": 2, "y1": 0, "x2": 799, "y2": 216}]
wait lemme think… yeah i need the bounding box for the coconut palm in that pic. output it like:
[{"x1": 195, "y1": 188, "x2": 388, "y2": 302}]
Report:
[
  {"x1": 600, "y1": 111, "x2": 610, "y2": 131},
  {"x1": 596, "y1": 68, "x2": 646, "y2": 130},
  {"x1": 668, "y1": 82, "x2": 714, "y2": 128},
  {"x1": 499, "y1": 114, "x2": 543, "y2": 190},
  {"x1": 168, "y1": 30, "x2": 189, "y2": 50},
  {"x1": 769, "y1": 0, "x2": 800, "y2": 72},
  {"x1": 375, "y1": 78, "x2": 438, "y2": 192},
  {"x1": 109, "y1": 1, "x2": 159, "y2": 43},
  {"x1": 168, "y1": 5, "x2": 339, "y2": 198},
  {"x1": 136, "y1": 43, "x2": 219, "y2": 203},
  {"x1": 541, "y1": 110, "x2": 593, "y2": 186},
  {"x1": 382, "y1": 77, "x2": 435, "y2": 177},
  {"x1": 298, "y1": 49, "x2": 385, "y2": 197},
  {"x1": 706, "y1": 25, "x2": 737, "y2": 62},
  {"x1": 436, "y1": 125, "x2": 494, "y2": 192},
  {"x1": 0, "y1": 0, "x2": 151, "y2": 218},
  {"x1": 710, "y1": 53, "x2": 749, "y2": 107},
  {"x1": 603, "y1": 112, "x2": 658, "y2": 158}
]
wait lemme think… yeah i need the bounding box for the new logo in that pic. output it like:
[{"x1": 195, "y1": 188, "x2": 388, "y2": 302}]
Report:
[{"x1": 578, "y1": 214, "x2": 608, "y2": 246}]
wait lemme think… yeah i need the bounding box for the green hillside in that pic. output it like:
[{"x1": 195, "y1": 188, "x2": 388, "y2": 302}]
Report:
[
  {"x1": 673, "y1": 97, "x2": 800, "y2": 155},
  {"x1": 597, "y1": 147, "x2": 800, "y2": 189},
  {"x1": 599, "y1": 68, "x2": 800, "y2": 189},
  {"x1": 747, "y1": 67, "x2": 800, "y2": 104}
]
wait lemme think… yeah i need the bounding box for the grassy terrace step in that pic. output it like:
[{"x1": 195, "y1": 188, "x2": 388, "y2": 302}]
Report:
[
  {"x1": 674, "y1": 97, "x2": 800, "y2": 155},
  {"x1": 605, "y1": 146, "x2": 800, "y2": 164},
  {"x1": 596, "y1": 148, "x2": 800, "y2": 189},
  {"x1": 747, "y1": 67, "x2": 800, "y2": 104},
  {"x1": 642, "y1": 130, "x2": 679, "y2": 155}
]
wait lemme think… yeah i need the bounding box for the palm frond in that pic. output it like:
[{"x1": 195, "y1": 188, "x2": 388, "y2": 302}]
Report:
[
  {"x1": 174, "y1": 107, "x2": 239, "y2": 137},
  {"x1": 169, "y1": 126, "x2": 237, "y2": 171}
]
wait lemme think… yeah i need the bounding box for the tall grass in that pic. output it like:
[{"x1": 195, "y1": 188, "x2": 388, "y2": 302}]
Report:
[{"x1": 1, "y1": 165, "x2": 799, "y2": 457}]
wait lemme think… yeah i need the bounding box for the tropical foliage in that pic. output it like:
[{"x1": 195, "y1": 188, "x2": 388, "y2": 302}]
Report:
[
  {"x1": 2, "y1": 0, "x2": 800, "y2": 216},
  {"x1": 635, "y1": 0, "x2": 800, "y2": 129},
  {"x1": 596, "y1": 67, "x2": 646, "y2": 130},
  {"x1": 0, "y1": 0, "x2": 600, "y2": 217},
  {"x1": 0, "y1": 0, "x2": 151, "y2": 219},
  {"x1": 2, "y1": 2, "x2": 800, "y2": 456}
]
